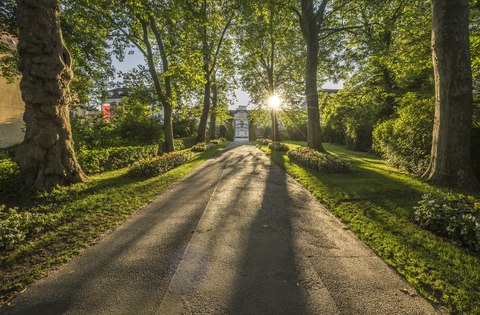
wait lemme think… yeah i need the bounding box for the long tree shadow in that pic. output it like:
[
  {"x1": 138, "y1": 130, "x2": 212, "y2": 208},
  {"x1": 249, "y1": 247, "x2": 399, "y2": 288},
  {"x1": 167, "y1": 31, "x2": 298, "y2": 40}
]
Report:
[{"x1": 226, "y1": 144, "x2": 304, "y2": 314}]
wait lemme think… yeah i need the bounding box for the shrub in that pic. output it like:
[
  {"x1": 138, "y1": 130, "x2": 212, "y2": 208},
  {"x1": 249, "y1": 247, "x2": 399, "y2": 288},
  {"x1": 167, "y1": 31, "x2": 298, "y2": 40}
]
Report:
[
  {"x1": 414, "y1": 192, "x2": 480, "y2": 252},
  {"x1": 0, "y1": 205, "x2": 55, "y2": 248},
  {"x1": 287, "y1": 147, "x2": 352, "y2": 173},
  {"x1": 174, "y1": 139, "x2": 186, "y2": 151},
  {"x1": 0, "y1": 160, "x2": 19, "y2": 192},
  {"x1": 372, "y1": 95, "x2": 434, "y2": 174},
  {"x1": 127, "y1": 151, "x2": 194, "y2": 178},
  {"x1": 191, "y1": 142, "x2": 214, "y2": 152},
  {"x1": 77, "y1": 145, "x2": 158, "y2": 174},
  {"x1": 257, "y1": 138, "x2": 272, "y2": 145},
  {"x1": 218, "y1": 137, "x2": 226, "y2": 141},
  {"x1": 268, "y1": 142, "x2": 290, "y2": 151},
  {"x1": 210, "y1": 139, "x2": 223, "y2": 144}
]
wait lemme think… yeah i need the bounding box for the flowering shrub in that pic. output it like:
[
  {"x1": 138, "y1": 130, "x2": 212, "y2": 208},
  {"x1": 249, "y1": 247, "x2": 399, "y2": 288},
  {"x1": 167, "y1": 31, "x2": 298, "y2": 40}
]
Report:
[
  {"x1": 0, "y1": 205, "x2": 55, "y2": 249},
  {"x1": 0, "y1": 159, "x2": 19, "y2": 191},
  {"x1": 128, "y1": 151, "x2": 194, "y2": 178},
  {"x1": 257, "y1": 138, "x2": 272, "y2": 145},
  {"x1": 191, "y1": 142, "x2": 214, "y2": 152},
  {"x1": 414, "y1": 192, "x2": 480, "y2": 252},
  {"x1": 287, "y1": 148, "x2": 352, "y2": 173},
  {"x1": 210, "y1": 139, "x2": 223, "y2": 144},
  {"x1": 268, "y1": 142, "x2": 290, "y2": 151},
  {"x1": 77, "y1": 145, "x2": 158, "y2": 174}
]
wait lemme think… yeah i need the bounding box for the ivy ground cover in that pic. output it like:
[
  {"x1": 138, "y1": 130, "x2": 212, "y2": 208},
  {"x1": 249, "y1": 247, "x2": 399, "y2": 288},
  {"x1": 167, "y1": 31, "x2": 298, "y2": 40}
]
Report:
[{"x1": 254, "y1": 140, "x2": 480, "y2": 315}]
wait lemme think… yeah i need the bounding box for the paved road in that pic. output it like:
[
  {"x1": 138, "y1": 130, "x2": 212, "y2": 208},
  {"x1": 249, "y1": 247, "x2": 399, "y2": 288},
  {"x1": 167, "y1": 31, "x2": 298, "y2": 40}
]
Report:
[{"x1": 2, "y1": 142, "x2": 445, "y2": 315}]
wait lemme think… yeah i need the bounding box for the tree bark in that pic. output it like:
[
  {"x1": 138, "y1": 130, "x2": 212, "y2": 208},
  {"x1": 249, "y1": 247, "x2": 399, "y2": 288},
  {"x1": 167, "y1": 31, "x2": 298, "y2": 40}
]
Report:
[
  {"x1": 149, "y1": 15, "x2": 174, "y2": 152},
  {"x1": 300, "y1": 0, "x2": 327, "y2": 153},
  {"x1": 14, "y1": 0, "x2": 87, "y2": 191},
  {"x1": 208, "y1": 80, "x2": 217, "y2": 140},
  {"x1": 422, "y1": 0, "x2": 479, "y2": 190},
  {"x1": 197, "y1": 75, "x2": 211, "y2": 144}
]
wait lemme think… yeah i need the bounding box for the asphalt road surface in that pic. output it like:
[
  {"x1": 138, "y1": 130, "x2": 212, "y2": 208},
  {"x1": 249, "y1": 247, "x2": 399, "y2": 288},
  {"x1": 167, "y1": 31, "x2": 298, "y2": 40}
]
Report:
[{"x1": 1, "y1": 142, "x2": 445, "y2": 315}]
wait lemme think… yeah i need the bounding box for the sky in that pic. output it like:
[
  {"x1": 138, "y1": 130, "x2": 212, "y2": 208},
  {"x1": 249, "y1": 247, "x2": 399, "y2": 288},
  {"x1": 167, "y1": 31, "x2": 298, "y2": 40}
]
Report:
[{"x1": 112, "y1": 50, "x2": 343, "y2": 110}]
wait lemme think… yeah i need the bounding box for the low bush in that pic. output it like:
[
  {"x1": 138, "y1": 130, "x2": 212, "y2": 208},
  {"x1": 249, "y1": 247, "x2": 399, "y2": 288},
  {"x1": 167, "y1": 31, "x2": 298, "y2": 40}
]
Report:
[
  {"x1": 127, "y1": 151, "x2": 194, "y2": 178},
  {"x1": 218, "y1": 137, "x2": 226, "y2": 141},
  {"x1": 191, "y1": 142, "x2": 214, "y2": 152},
  {"x1": 210, "y1": 139, "x2": 223, "y2": 144},
  {"x1": 414, "y1": 192, "x2": 480, "y2": 252},
  {"x1": 257, "y1": 138, "x2": 272, "y2": 145},
  {"x1": 0, "y1": 159, "x2": 19, "y2": 191},
  {"x1": 0, "y1": 205, "x2": 56, "y2": 248},
  {"x1": 77, "y1": 145, "x2": 159, "y2": 174},
  {"x1": 268, "y1": 142, "x2": 290, "y2": 151},
  {"x1": 287, "y1": 147, "x2": 352, "y2": 173}
]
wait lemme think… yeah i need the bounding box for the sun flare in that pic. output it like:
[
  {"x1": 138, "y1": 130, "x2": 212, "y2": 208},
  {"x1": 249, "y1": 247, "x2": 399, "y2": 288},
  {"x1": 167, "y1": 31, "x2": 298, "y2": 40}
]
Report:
[{"x1": 268, "y1": 96, "x2": 281, "y2": 109}]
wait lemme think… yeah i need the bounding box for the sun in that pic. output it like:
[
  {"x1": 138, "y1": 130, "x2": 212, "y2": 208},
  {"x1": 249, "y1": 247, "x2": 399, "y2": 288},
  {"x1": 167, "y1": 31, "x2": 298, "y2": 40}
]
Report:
[{"x1": 268, "y1": 96, "x2": 281, "y2": 109}]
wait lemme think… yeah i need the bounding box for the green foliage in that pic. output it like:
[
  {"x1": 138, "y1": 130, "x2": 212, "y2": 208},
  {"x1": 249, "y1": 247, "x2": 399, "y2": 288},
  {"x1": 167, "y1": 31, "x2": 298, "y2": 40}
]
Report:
[
  {"x1": 268, "y1": 142, "x2": 290, "y2": 151},
  {"x1": 112, "y1": 97, "x2": 164, "y2": 146},
  {"x1": 172, "y1": 115, "x2": 198, "y2": 138},
  {"x1": 287, "y1": 147, "x2": 352, "y2": 174},
  {"x1": 76, "y1": 145, "x2": 159, "y2": 174},
  {"x1": 191, "y1": 142, "x2": 214, "y2": 152},
  {"x1": 414, "y1": 192, "x2": 480, "y2": 252},
  {"x1": 210, "y1": 139, "x2": 223, "y2": 144},
  {"x1": 372, "y1": 95, "x2": 434, "y2": 174},
  {"x1": 0, "y1": 205, "x2": 55, "y2": 249},
  {"x1": 0, "y1": 159, "x2": 19, "y2": 192},
  {"x1": 218, "y1": 125, "x2": 227, "y2": 138},
  {"x1": 127, "y1": 151, "x2": 194, "y2": 178}
]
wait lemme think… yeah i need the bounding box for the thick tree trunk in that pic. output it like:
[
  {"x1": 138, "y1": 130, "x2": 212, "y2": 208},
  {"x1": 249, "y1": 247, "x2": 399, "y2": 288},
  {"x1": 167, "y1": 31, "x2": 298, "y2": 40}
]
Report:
[
  {"x1": 197, "y1": 77, "x2": 211, "y2": 144},
  {"x1": 422, "y1": 0, "x2": 479, "y2": 190},
  {"x1": 208, "y1": 81, "x2": 217, "y2": 140},
  {"x1": 14, "y1": 0, "x2": 87, "y2": 191},
  {"x1": 301, "y1": 0, "x2": 326, "y2": 153}
]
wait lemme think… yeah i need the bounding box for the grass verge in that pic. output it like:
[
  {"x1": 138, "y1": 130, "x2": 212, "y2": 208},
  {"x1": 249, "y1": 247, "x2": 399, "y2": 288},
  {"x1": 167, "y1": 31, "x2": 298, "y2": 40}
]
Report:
[
  {"x1": 254, "y1": 140, "x2": 480, "y2": 315},
  {"x1": 0, "y1": 141, "x2": 231, "y2": 304}
]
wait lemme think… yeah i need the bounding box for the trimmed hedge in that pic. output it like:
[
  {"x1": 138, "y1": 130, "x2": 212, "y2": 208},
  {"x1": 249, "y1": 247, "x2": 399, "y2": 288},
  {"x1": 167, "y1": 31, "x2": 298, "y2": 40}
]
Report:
[
  {"x1": 76, "y1": 145, "x2": 159, "y2": 174},
  {"x1": 127, "y1": 151, "x2": 194, "y2": 178},
  {"x1": 287, "y1": 147, "x2": 352, "y2": 173}
]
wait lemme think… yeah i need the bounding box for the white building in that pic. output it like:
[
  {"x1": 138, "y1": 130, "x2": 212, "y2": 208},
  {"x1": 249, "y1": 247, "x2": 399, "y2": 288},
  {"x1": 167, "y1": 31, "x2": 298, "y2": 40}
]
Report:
[{"x1": 230, "y1": 105, "x2": 249, "y2": 140}]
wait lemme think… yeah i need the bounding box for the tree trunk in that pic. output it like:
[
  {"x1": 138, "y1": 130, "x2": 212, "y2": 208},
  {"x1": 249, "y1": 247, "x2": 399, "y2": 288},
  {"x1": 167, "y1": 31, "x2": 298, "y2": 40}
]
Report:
[
  {"x1": 208, "y1": 80, "x2": 217, "y2": 140},
  {"x1": 422, "y1": 0, "x2": 479, "y2": 190},
  {"x1": 197, "y1": 77, "x2": 211, "y2": 144},
  {"x1": 149, "y1": 15, "x2": 174, "y2": 153},
  {"x1": 163, "y1": 102, "x2": 174, "y2": 152},
  {"x1": 301, "y1": 0, "x2": 326, "y2": 153},
  {"x1": 14, "y1": 0, "x2": 87, "y2": 191}
]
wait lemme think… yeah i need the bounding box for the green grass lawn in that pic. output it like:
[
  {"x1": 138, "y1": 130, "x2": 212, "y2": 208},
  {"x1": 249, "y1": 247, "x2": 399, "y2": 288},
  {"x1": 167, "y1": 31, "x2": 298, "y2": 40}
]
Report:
[
  {"x1": 255, "y1": 140, "x2": 480, "y2": 315},
  {"x1": 0, "y1": 141, "x2": 231, "y2": 304}
]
